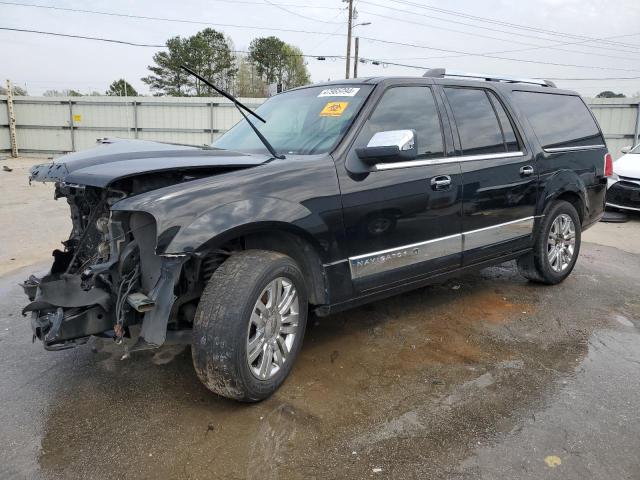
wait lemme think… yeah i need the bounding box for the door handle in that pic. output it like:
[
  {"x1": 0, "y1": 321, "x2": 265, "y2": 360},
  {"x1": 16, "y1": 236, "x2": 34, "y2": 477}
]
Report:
[
  {"x1": 520, "y1": 165, "x2": 534, "y2": 176},
  {"x1": 430, "y1": 175, "x2": 451, "y2": 190}
]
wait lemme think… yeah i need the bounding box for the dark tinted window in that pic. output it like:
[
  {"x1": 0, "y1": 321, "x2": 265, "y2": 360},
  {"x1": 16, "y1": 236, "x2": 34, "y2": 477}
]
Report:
[
  {"x1": 359, "y1": 86, "x2": 444, "y2": 158},
  {"x1": 445, "y1": 88, "x2": 507, "y2": 155},
  {"x1": 512, "y1": 91, "x2": 603, "y2": 149},
  {"x1": 488, "y1": 91, "x2": 520, "y2": 152}
]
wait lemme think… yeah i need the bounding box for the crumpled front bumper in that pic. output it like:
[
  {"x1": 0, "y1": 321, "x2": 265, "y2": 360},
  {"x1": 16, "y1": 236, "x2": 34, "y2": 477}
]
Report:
[
  {"x1": 21, "y1": 255, "x2": 187, "y2": 351},
  {"x1": 22, "y1": 274, "x2": 114, "y2": 350}
]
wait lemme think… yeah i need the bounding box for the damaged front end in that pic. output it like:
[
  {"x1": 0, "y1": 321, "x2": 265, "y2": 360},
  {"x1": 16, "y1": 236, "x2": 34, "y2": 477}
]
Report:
[{"x1": 22, "y1": 182, "x2": 187, "y2": 352}]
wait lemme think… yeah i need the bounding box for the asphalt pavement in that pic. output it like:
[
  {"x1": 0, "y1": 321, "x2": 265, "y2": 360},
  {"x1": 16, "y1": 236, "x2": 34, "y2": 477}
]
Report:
[{"x1": 1, "y1": 239, "x2": 640, "y2": 479}]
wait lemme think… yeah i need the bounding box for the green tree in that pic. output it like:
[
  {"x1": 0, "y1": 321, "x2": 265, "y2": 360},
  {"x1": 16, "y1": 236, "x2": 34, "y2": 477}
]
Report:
[
  {"x1": 142, "y1": 28, "x2": 236, "y2": 96},
  {"x1": 248, "y1": 36, "x2": 310, "y2": 92},
  {"x1": 106, "y1": 79, "x2": 138, "y2": 96},
  {"x1": 186, "y1": 29, "x2": 237, "y2": 95},
  {"x1": 235, "y1": 55, "x2": 266, "y2": 97},
  {"x1": 142, "y1": 36, "x2": 192, "y2": 96},
  {"x1": 248, "y1": 36, "x2": 287, "y2": 85},
  {"x1": 596, "y1": 90, "x2": 626, "y2": 98},
  {"x1": 281, "y1": 44, "x2": 310, "y2": 90}
]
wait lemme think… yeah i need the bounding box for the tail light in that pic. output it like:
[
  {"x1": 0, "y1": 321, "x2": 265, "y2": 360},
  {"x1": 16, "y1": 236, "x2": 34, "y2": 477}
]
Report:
[{"x1": 604, "y1": 153, "x2": 613, "y2": 177}]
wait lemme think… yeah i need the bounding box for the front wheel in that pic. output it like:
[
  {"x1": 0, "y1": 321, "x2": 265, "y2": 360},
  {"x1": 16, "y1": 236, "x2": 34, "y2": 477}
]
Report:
[
  {"x1": 517, "y1": 200, "x2": 581, "y2": 284},
  {"x1": 192, "y1": 250, "x2": 308, "y2": 402}
]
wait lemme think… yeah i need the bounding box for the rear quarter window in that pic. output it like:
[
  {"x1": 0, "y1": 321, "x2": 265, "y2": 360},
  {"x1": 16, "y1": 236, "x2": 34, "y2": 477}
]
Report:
[{"x1": 512, "y1": 91, "x2": 604, "y2": 150}]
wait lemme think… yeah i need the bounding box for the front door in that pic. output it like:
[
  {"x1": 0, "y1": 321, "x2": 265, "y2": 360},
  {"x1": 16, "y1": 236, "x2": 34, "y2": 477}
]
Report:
[
  {"x1": 442, "y1": 86, "x2": 538, "y2": 265},
  {"x1": 337, "y1": 85, "x2": 463, "y2": 291}
]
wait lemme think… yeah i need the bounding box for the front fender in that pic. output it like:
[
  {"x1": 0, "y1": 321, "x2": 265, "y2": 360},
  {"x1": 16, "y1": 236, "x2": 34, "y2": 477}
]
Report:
[
  {"x1": 163, "y1": 196, "x2": 331, "y2": 256},
  {"x1": 111, "y1": 155, "x2": 343, "y2": 260}
]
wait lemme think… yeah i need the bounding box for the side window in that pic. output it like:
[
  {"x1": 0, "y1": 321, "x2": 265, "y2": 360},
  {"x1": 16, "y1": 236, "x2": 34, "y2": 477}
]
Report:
[
  {"x1": 512, "y1": 91, "x2": 604, "y2": 149},
  {"x1": 444, "y1": 87, "x2": 506, "y2": 156},
  {"x1": 487, "y1": 91, "x2": 520, "y2": 152},
  {"x1": 357, "y1": 86, "x2": 444, "y2": 159}
]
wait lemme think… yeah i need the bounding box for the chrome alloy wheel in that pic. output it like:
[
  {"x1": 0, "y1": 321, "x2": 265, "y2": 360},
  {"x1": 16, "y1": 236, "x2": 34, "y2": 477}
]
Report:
[
  {"x1": 246, "y1": 277, "x2": 299, "y2": 380},
  {"x1": 547, "y1": 213, "x2": 576, "y2": 272}
]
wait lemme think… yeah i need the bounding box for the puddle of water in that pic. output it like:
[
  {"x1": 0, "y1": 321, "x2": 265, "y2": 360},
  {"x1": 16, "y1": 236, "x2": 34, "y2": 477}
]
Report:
[{"x1": 459, "y1": 327, "x2": 640, "y2": 479}]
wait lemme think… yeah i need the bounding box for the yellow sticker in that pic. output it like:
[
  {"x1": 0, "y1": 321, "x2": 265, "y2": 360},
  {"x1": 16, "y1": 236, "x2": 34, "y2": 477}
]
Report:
[
  {"x1": 73, "y1": 114, "x2": 82, "y2": 122},
  {"x1": 320, "y1": 101, "x2": 348, "y2": 117},
  {"x1": 544, "y1": 455, "x2": 562, "y2": 468}
]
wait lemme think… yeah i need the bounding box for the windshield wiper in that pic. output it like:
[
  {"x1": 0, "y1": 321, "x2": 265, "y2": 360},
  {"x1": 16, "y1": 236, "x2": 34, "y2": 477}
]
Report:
[{"x1": 180, "y1": 65, "x2": 285, "y2": 159}]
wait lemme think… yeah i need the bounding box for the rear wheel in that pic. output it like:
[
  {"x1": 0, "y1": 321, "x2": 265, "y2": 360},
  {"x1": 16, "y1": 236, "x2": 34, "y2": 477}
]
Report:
[
  {"x1": 191, "y1": 250, "x2": 308, "y2": 402},
  {"x1": 517, "y1": 200, "x2": 581, "y2": 284}
]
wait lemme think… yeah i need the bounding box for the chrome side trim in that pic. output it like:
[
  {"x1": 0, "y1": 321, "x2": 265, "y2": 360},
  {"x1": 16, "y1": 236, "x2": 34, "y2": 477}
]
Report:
[
  {"x1": 463, "y1": 216, "x2": 535, "y2": 251},
  {"x1": 374, "y1": 151, "x2": 524, "y2": 171},
  {"x1": 348, "y1": 216, "x2": 538, "y2": 279},
  {"x1": 544, "y1": 144, "x2": 605, "y2": 153},
  {"x1": 349, "y1": 234, "x2": 462, "y2": 280},
  {"x1": 606, "y1": 202, "x2": 640, "y2": 212},
  {"x1": 323, "y1": 259, "x2": 348, "y2": 267}
]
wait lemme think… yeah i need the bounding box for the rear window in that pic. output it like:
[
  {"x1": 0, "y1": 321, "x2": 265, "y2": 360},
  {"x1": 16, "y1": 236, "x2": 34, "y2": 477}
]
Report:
[
  {"x1": 512, "y1": 91, "x2": 604, "y2": 150},
  {"x1": 444, "y1": 87, "x2": 506, "y2": 156}
]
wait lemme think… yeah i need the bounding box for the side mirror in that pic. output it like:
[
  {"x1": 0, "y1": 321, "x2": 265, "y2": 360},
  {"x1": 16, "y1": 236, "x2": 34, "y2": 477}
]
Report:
[
  {"x1": 356, "y1": 130, "x2": 417, "y2": 165},
  {"x1": 621, "y1": 145, "x2": 632, "y2": 154}
]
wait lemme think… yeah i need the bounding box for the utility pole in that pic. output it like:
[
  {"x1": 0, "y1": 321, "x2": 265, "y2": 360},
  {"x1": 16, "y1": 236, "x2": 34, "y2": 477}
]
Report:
[
  {"x1": 354, "y1": 37, "x2": 360, "y2": 78},
  {"x1": 345, "y1": 0, "x2": 353, "y2": 79},
  {"x1": 6, "y1": 80, "x2": 18, "y2": 158}
]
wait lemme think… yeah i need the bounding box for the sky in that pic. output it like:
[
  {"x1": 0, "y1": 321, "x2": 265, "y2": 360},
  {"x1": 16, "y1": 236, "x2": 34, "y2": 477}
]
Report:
[{"x1": 1, "y1": 0, "x2": 640, "y2": 98}]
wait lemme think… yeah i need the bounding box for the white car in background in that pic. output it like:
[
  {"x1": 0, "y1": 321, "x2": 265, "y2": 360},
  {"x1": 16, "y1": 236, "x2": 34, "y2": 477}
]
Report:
[{"x1": 607, "y1": 144, "x2": 640, "y2": 212}]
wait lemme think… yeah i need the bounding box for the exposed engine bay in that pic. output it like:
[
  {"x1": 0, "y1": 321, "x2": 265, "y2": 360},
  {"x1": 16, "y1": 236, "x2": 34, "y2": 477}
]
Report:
[{"x1": 22, "y1": 164, "x2": 234, "y2": 352}]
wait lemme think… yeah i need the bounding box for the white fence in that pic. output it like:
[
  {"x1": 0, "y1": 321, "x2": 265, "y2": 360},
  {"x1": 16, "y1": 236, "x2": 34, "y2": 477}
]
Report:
[
  {"x1": 587, "y1": 98, "x2": 640, "y2": 159},
  {"x1": 0, "y1": 95, "x2": 266, "y2": 155},
  {"x1": 1, "y1": 95, "x2": 639, "y2": 158}
]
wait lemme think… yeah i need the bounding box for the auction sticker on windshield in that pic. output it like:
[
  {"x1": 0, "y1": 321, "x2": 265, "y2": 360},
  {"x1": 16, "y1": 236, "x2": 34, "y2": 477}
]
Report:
[
  {"x1": 317, "y1": 87, "x2": 360, "y2": 97},
  {"x1": 320, "y1": 102, "x2": 349, "y2": 117}
]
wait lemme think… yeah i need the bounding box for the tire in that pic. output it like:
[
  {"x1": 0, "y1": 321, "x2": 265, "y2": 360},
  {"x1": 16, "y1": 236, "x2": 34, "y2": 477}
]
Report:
[
  {"x1": 517, "y1": 200, "x2": 581, "y2": 285},
  {"x1": 192, "y1": 250, "x2": 308, "y2": 402}
]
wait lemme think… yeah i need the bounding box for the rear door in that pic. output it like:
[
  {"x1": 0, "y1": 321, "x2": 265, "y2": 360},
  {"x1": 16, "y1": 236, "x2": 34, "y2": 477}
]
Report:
[
  {"x1": 441, "y1": 86, "x2": 538, "y2": 265},
  {"x1": 337, "y1": 84, "x2": 463, "y2": 291}
]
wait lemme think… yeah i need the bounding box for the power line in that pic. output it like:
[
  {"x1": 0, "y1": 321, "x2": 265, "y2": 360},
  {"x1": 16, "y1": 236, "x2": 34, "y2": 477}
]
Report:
[
  {"x1": 358, "y1": 9, "x2": 640, "y2": 61},
  {"x1": 3, "y1": 1, "x2": 640, "y2": 77},
  {"x1": 10, "y1": 0, "x2": 638, "y2": 60},
  {"x1": 0, "y1": 27, "x2": 165, "y2": 47},
  {"x1": 356, "y1": 57, "x2": 640, "y2": 81},
  {"x1": 383, "y1": 0, "x2": 640, "y2": 50},
  {"x1": 0, "y1": 2, "x2": 342, "y2": 36},
  {"x1": 261, "y1": 0, "x2": 342, "y2": 23},
  {"x1": 6, "y1": 24, "x2": 640, "y2": 76},
  {"x1": 0, "y1": 26, "x2": 346, "y2": 59},
  {"x1": 359, "y1": 0, "x2": 640, "y2": 56},
  {"x1": 358, "y1": 36, "x2": 640, "y2": 73},
  {"x1": 0, "y1": 0, "x2": 342, "y2": 12}
]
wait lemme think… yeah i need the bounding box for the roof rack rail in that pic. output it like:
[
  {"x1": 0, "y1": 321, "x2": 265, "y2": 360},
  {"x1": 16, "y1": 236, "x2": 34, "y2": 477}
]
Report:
[{"x1": 422, "y1": 68, "x2": 556, "y2": 88}]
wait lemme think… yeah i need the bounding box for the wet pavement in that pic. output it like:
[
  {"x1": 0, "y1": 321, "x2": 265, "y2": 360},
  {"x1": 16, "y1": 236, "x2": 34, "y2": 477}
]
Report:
[{"x1": 1, "y1": 242, "x2": 639, "y2": 479}]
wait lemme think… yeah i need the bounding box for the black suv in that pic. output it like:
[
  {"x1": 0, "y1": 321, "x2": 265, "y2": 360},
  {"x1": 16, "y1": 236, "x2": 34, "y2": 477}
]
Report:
[{"x1": 23, "y1": 69, "x2": 610, "y2": 401}]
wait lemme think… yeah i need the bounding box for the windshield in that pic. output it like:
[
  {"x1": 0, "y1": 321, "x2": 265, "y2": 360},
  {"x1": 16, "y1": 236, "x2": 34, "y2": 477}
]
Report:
[
  {"x1": 213, "y1": 85, "x2": 373, "y2": 155},
  {"x1": 630, "y1": 144, "x2": 640, "y2": 154}
]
